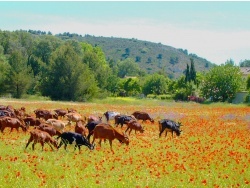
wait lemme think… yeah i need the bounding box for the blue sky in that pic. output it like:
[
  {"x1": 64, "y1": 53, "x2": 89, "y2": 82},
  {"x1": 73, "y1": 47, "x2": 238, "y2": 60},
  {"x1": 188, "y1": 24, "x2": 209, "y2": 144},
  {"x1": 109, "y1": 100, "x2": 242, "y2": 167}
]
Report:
[{"x1": 0, "y1": 1, "x2": 250, "y2": 65}]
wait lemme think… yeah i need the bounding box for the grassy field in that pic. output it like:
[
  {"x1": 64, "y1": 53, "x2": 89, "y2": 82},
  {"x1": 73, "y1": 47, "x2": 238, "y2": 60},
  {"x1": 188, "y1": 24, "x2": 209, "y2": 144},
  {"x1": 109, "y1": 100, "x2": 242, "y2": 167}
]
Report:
[{"x1": 0, "y1": 98, "x2": 249, "y2": 188}]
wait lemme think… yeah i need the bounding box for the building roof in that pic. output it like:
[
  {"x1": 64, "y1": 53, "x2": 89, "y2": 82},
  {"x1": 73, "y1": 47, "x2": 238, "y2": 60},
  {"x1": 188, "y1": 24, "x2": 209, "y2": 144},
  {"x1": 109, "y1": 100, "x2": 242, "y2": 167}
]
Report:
[{"x1": 240, "y1": 67, "x2": 250, "y2": 77}]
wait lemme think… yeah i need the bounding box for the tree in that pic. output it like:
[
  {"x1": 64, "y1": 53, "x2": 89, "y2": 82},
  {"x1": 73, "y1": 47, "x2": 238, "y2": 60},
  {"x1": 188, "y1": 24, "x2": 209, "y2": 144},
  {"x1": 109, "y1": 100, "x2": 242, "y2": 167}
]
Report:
[
  {"x1": 34, "y1": 39, "x2": 53, "y2": 64},
  {"x1": 117, "y1": 58, "x2": 140, "y2": 78},
  {"x1": 5, "y1": 50, "x2": 33, "y2": 98},
  {"x1": 0, "y1": 45, "x2": 10, "y2": 95},
  {"x1": 82, "y1": 43, "x2": 112, "y2": 90},
  {"x1": 225, "y1": 58, "x2": 235, "y2": 66},
  {"x1": 41, "y1": 43, "x2": 99, "y2": 101},
  {"x1": 247, "y1": 75, "x2": 250, "y2": 90},
  {"x1": 190, "y1": 58, "x2": 196, "y2": 83},
  {"x1": 185, "y1": 64, "x2": 190, "y2": 82},
  {"x1": 142, "y1": 73, "x2": 169, "y2": 95},
  {"x1": 120, "y1": 78, "x2": 141, "y2": 96},
  {"x1": 240, "y1": 60, "x2": 250, "y2": 67},
  {"x1": 201, "y1": 64, "x2": 243, "y2": 102}
]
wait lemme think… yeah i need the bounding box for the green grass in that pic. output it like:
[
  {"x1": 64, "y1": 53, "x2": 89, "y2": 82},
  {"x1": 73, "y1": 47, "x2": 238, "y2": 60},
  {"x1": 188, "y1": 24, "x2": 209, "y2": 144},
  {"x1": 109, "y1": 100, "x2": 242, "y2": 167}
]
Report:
[{"x1": 0, "y1": 99, "x2": 250, "y2": 188}]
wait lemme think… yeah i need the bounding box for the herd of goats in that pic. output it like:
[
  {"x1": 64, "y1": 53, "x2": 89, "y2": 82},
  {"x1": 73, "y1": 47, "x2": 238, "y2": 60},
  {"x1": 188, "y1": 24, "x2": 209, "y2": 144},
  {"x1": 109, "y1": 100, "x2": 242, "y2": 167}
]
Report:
[{"x1": 0, "y1": 105, "x2": 183, "y2": 152}]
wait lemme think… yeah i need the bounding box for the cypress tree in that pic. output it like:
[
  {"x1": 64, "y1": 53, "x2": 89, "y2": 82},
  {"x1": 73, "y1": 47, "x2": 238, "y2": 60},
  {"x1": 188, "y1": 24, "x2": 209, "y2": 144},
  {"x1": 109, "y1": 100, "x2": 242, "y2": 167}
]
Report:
[
  {"x1": 190, "y1": 58, "x2": 196, "y2": 83},
  {"x1": 185, "y1": 64, "x2": 190, "y2": 82}
]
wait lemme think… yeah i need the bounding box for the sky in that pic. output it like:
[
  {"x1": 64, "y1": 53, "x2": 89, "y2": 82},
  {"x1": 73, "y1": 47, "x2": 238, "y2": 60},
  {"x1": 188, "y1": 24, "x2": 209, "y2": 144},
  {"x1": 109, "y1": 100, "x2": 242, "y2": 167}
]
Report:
[{"x1": 0, "y1": 1, "x2": 250, "y2": 65}]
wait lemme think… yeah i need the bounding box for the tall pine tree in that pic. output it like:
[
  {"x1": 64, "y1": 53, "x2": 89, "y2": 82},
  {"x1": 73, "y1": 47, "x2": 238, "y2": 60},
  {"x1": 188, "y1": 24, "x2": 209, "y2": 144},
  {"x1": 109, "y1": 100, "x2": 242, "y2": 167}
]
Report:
[
  {"x1": 190, "y1": 58, "x2": 196, "y2": 83},
  {"x1": 185, "y1": 64, "x2": 190, "y2": 82}
]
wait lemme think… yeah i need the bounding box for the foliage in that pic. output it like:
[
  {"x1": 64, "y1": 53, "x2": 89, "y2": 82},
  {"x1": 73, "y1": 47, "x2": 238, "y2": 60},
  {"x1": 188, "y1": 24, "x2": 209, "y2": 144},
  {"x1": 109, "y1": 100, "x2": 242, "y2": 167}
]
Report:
[
  {"x1": 118, "y1": 78, "x2": 141, "y2": 96},
  {"x1": 185, "y1": 58, "x2": 196, "y2": 83},
  {"x1": 0, "y1": 45, "x2": 10, "y2": 94},
  {"x1": 65, "y1": 34, "x2": 213, "y2": 78},
  {"x1": 189, "y1": 58, "x2": 196, "y2": 83},
  {"x1": 201, "y1": 64, "x2": 243, "y2": 102},
  {"x1": 185, "y1": 64, "x2": 190, "y2": 82},
  {"x1": 142, "y1": 73, "x2": 169, "y2": 95},
  {"x1": 40, "y1": 43, "x2": 99, "y2": 101},
  {"x1": 0, "y1": 30, "x2": 243, "y2": 103},
  {"x1": 240, "y1": 59, "x2": 250, "y2": 67},
  {"x1": 5, "y1": 50, "x2": 33, "y2": 98},
  {"x1": 117, "y1": 58, "x2": 140, "y2": 78},
  {"x1": 81, "y1": 42, "x2": 112, "y2": 90},
  {"x1": 247, "y1": 75, "x2": 250, "y2": 90}
]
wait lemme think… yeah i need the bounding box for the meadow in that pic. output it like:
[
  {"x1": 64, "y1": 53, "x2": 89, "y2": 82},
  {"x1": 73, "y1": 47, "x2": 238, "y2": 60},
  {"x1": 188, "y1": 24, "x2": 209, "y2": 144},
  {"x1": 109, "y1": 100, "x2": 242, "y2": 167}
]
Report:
[{"x1": 0, "y1": 98, "x2": 249, "y2": 188}]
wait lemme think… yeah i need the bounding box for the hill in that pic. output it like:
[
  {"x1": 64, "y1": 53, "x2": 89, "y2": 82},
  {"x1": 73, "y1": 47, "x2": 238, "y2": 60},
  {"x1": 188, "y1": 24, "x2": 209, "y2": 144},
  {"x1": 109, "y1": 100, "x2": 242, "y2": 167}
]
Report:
[{"x1": 56, "y1": 33, "x2": 215, "y2": 79}]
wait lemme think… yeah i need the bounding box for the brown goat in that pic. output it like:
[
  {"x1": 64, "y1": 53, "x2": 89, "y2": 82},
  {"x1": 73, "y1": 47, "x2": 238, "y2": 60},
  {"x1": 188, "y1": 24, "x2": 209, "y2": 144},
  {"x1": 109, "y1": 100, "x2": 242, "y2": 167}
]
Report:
[
  {"x1": 92, "y1": 123, "x2": 129, "y2": 152},
  {"x1": 0, "y1": 116, "x2": 27, "y2": 133},
  {"x1": 75, "y1": 120, "x2": 88, "y2": 137},
  {"x1": 25, "y1": 129, "x2": 58, "y2": 151},
  {"x1": 125, "y1": 120, "x2": 144, "y2": 135}
]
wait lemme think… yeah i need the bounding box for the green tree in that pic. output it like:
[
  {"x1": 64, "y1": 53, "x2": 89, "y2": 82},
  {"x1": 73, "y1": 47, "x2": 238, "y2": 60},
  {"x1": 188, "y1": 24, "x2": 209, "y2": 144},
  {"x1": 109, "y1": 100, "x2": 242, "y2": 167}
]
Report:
[
  {"x1": 105, "y1": 74, "x2": 120, "y2": 95},
  {"x1": 247, "y1": 75, "x2": 250, "y2": 90},
  {"x1": 41, "y1": 43, "x2": 99, "y2": 101},
  {"x1": 34, "y1": 39, "x2": 53, "y2": 64},
  {"x1": 190, "y1": 58, "x2": 196, "y2": 83},
  {"x1": 0, "y1": 30, "x2": 11, "y2": 54},
  {"x1": 225, "y1": 58, "x2": 235, "y2": 66},
  {"x1": 117, "y1": 58, "x2": 140, "y2": 78},
  {"x1": 5, "y1": 50, "x2": 33, "y2": 98},
  {"x1": 240, "y1": 60, "x2": 250, "y2": 67},
  {"x1": 120, "y1": 78, "x2": 141, "y2": 96},
  {"x1": 0, "y1": 45, "x2": 10, "y2": 95},
  {"x1": 82, "y1": 43, "x2": 111, "y2": 90},
  {"x1": 142, "y1": 73, "x2": 169, "y2": 95},
  {"x1": 201, "y1": 64, "x2": 243, "y2": 102},
  {"x1": 185, "y1": 64, "x2": 190, "y2": 82}
]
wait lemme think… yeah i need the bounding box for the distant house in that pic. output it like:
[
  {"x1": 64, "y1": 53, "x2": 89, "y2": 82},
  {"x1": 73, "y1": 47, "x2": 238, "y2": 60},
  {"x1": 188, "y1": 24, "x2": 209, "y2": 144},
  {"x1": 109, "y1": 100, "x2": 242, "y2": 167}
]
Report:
[
  {"x1": 232, "y1": 67, "x2": 250, "y2": 104},
  {"x1": 240, "y1": 67, "x2": 250, "y2": 78}
]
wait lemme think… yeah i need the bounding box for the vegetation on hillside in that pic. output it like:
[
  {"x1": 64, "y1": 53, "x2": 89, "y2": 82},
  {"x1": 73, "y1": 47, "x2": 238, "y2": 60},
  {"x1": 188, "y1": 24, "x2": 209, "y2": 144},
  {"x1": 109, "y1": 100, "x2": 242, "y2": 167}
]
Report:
[
  {"x1": 0, "y1": 29, "x2": 248, "y2": 103},
  {"x1": 57, "y1": 33, "x2": 214, "y2": 79}
]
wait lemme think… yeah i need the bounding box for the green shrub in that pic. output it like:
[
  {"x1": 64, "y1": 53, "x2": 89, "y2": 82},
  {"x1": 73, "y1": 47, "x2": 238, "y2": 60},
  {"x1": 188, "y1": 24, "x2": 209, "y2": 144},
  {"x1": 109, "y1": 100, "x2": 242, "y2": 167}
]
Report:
[
  {"x1": 156, "y1": 94, "x2": 173, "y2": 100},
  {"x1": 147, "y1": 94, "x2": 156, "y2": 99}
]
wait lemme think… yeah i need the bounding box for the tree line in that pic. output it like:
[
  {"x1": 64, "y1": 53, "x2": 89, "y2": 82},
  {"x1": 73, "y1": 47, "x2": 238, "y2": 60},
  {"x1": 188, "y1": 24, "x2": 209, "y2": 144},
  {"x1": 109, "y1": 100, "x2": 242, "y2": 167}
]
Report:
[{"x1": 0, "y1": 30, "x2": 249, "y2": 103}]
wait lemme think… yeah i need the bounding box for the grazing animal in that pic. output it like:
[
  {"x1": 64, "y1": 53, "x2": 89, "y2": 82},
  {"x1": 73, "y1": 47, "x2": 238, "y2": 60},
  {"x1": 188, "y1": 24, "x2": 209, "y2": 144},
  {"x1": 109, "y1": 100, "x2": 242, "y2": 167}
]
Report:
[
  {"x1": 67, "y1": 108, "x2": 77, "y2": 113},
  {"x1": 0, "y1": 110, "x2": 12, "y2": 117},
  {"x1": 92, "y1": 123, "x2": 129, "y2": 151},
  {"x1": 57, "y1": 132, "x2": 94, "y2": 151},
  {"x1": 103, "y1": 111, "x2": 120, "y2": 122},
  {"x1": 14, "y1": 107, "x2": 26, "y2": 118},
  {"x1": 132, "y1": 111, "x2": 154, "y2": 123},
  {"x1": 85, "y1": 120, "x2": 102, "y2": 142},
  {"x1": 46, "y1": 119, "x2": 69, "y2": 132},
  {"x1": 23, "y1": 117, "x2": 42, "y2": 127},
  {"x1": 0, "y1": 117, "x2": 27, "y2": 133},
  {"x1": 65, "y1": 112, "x2": 83, "y2": 124},
  {"x1": 34, "y1": 109, "x2": 58, "y2": 120},
  {"x1": 87, "y1": 115, "x2": 102, "y2": 123},
  {"x1": 25, "y1": 129, "x2": 58, "y2": 151},
  {"x1": 158, "y1": 119, "x2": 182, "y2": 138},
  {"x1": 114, "y1": 114, "x2": 136, "y2": 128},
  {"x1": 125, "y1": 120, "x2": 144, "y2": 135},
  {"x1": 75, "y1": 120, "x2": 88, "y2": 137},
  {"x1": 35, "y1": 123, "x2": 61, "y2": 137},
  {"x1": 54, "y1": 109, "x2": 68, "y2": 119}
]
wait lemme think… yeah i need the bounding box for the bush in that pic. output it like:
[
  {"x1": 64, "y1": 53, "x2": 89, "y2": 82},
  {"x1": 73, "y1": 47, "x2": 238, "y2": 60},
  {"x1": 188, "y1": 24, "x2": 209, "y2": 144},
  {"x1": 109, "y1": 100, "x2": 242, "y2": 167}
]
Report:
[
  {"x1": 156, "y1": 94, "x2": 173, "y2": 100},
  {"x1": 173, "y1": 89, "x2": 189, "y2": 101},
  {"x1": 147, "y1": 94, "x2": 156, "y2": 99}
]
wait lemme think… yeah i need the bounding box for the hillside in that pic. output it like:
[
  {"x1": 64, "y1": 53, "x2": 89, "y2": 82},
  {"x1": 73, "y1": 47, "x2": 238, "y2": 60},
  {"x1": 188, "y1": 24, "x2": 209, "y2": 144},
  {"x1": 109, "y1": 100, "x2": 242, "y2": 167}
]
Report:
[{"x1": 56, "y1": 33, "x2": 214, "y2": 79}]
